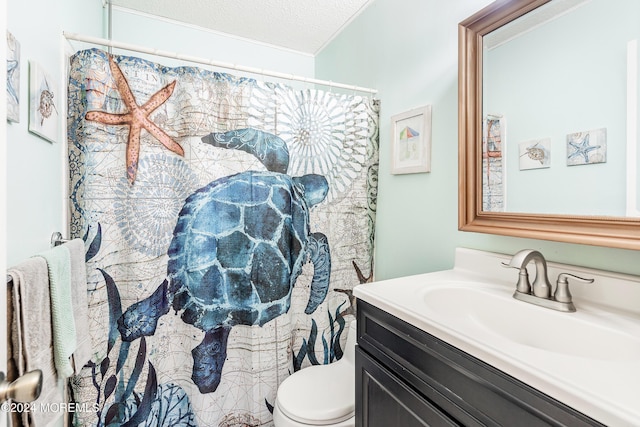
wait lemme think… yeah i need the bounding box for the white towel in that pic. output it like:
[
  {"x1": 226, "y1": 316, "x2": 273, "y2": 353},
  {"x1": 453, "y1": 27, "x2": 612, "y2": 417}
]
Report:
[
  {"x1": 8, "y1": 258, "x2": 64, "y2": 427},
  {"x1": 37, "y1": 245, "x2": 76, "y2": 379}
]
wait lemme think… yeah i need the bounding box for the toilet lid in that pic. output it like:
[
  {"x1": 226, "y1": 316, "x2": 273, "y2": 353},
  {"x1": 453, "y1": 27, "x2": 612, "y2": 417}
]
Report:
[{"x1": 276, "y1": 361, "x2": 355, "y2": 425}]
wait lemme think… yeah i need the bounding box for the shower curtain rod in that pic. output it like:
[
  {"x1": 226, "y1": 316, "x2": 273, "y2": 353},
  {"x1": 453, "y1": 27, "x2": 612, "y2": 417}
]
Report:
[{"x1": 63, "y1": 32, "x2": 378, "y2": 95}]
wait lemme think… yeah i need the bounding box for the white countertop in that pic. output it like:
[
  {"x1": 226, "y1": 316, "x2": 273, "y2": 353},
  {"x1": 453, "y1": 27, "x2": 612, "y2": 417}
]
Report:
[{"x1": 354, "y1": 248, "x2": 640, "y2": 427}]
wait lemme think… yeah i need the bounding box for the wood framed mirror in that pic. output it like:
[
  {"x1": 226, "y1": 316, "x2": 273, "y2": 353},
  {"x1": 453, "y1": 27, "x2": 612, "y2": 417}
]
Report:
[{"x1": 458, "y1": 0, "x2": 640, "y2": 250}]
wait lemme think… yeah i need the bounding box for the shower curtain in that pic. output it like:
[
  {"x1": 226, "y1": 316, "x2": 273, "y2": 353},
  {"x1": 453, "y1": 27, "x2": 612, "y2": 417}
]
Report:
[{"x1": 67, "y1": 48, "x2": 379, "y2": 426}]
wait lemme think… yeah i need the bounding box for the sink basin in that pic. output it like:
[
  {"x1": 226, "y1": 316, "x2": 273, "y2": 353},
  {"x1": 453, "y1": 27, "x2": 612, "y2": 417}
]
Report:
[{"x1": 421, "y1": 283, "x2": 640, "y2": 361}]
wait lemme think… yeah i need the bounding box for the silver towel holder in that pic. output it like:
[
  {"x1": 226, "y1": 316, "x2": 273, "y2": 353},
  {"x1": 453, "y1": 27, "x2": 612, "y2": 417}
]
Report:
[{"x1": 51, "y1": 232, "x2": 70, "y2": 247}]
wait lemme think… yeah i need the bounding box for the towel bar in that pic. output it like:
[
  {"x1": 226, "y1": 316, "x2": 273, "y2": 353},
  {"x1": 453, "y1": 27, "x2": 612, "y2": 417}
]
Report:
[
  {"x1": 51, "y1": 232, "x2": 70, "y2": 247},
  {"x1": 7, "y1": 231, "x2": 71, "y2": 282}
]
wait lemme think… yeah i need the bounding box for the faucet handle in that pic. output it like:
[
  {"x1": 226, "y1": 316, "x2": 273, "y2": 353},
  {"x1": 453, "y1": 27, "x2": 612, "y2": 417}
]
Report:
[
  {"x1": 554, "y1": 273, "x2": 594, "y2": 303},
  {"x1": 502, "y1": 261, "x2": 531, "y2": 294}
]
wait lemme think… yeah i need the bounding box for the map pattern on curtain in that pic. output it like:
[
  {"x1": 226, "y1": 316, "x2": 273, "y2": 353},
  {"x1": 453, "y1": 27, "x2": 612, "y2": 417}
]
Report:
[{"x1": 67, "y1": 48, "x2": 379, "y2": 426}]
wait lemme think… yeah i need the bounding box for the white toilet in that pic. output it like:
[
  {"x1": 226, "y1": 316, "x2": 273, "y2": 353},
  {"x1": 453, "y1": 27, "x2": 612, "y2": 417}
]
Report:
[{"x1": 273, "y1": 320, "x2": 357, "y2": 427}]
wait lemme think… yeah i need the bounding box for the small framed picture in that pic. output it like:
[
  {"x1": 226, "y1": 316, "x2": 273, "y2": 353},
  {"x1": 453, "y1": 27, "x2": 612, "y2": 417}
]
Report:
[
  {"x1": 566, "y1": 128, "x2": 606, "y2": 166},
  {"x1": 519, "y1": 137, "x2": 551, "y2": 170},
  {"x1": 29, "y1": 60, "x2": 59, "y2": 143},
  {"x1": 7, "y1": 31, "x2": 20, "y2": 123},
  {"x1": 390, "y1": 105, "x2": 432, "y2": 174}
]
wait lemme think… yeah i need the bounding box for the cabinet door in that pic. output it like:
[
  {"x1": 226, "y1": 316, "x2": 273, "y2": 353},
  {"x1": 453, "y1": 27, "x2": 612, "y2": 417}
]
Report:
[
  {"x1": 356, "y1": 347, "x2": 459, "y2": 427},
  {"x1": 357, "y1": 300, "x2": 605, "y2": 427}
]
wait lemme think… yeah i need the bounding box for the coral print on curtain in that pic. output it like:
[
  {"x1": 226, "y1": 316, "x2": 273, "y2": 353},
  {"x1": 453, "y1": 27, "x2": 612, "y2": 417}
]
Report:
[{"x1": 67, "y1": 48, "x2": 379, "y2": 426}]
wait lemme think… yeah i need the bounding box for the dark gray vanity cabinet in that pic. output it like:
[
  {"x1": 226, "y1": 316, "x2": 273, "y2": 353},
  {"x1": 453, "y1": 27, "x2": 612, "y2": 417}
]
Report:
[{"x1": 355, "y1": 300, "x2": 605, "y2": 427}]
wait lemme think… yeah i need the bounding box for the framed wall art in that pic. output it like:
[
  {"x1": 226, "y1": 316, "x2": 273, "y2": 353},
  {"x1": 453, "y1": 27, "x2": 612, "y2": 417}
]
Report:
[
  {"x1": 390, "y1": 105, "x2": 432, "y2": 174},
  {"x1": 482, "y1": 114, "x2": 505, "y2": 211},
  {"x1": 566, "y1": 127, "x2": 607, "y2": 166},
  {"x1": 29, "y1": 60, "x2": 59, "y2": 143},
  {"x1": 519, "y1": 137, "x2": 551, "y2": 170}
]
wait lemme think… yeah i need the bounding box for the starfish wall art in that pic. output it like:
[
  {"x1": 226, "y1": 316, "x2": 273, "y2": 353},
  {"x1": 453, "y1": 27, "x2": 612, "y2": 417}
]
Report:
[{"x1": 566, "y1": 128, "x2": 607, "y2": 166}]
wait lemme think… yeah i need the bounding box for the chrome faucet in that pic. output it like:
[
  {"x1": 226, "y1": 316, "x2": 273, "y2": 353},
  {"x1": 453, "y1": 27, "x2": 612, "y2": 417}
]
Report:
[
  {"x1": 502, "y1": 249, "x2": 593, "y2": 312},
  {"x1": 503, "y1": 249, "x2": 552, "y2": 298}
]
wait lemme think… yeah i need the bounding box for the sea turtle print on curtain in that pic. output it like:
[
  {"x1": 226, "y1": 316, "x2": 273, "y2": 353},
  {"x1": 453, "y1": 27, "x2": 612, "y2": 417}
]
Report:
[
  {"x1": 118, "y1": 128, "x2": 333, "y2": 394},
  {"x1": 67, "y1": 48, "x2": 379, "y2": 426}
]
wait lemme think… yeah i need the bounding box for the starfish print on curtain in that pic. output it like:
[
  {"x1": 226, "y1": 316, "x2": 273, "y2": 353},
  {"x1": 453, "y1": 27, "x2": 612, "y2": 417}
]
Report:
[{"x1": 85, "y1": 55, "x2": 184, "y2": 184}]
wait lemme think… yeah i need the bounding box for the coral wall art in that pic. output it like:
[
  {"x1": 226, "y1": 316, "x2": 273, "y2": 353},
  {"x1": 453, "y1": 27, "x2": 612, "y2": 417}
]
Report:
[
  {"x1": 6, "y1": 31, "x2": 20, "y2": 123},
  {"x1": 566, "y1": 128, "x2": 606, "y2": 166},
  {"x1": 28, "y1": 60, "x2": 59, "y2": 142},
  {"x1": 519, "y1": 137, "x2": 551, "y2": 170}
]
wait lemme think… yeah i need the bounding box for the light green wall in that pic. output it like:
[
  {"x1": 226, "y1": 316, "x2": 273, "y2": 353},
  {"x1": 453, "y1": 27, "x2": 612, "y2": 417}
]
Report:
[
  {"x1": 316, "y1": 0, "x2": 640, "y2": 280},
  {"x1": 6, "y1": 0, "x2": 104, "y2": 266}
]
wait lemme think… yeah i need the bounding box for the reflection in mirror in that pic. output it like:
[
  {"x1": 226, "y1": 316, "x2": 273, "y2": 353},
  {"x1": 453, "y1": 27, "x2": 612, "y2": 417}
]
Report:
[
  {"x1": 481, "y1": 0, "x2": 640, "y2": 216},
  {"x1": 458, "y1": 0, "x2": 640, "y2": 249}
]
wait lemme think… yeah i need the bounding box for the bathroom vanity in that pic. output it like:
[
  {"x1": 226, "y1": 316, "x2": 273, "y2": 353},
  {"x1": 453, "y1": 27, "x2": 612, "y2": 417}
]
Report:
[
  {"x1": 354, "y1": 248, "x2": 640, "y2": 427},
  {"x1": 356, "y1": 301, "x2": 602, "y2": 426}
]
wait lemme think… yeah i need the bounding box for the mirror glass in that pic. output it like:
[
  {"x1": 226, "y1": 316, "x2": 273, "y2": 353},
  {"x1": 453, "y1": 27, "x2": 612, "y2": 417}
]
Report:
[{"x1": 481, "y1": 0, "x2": 640, "y2": 217}]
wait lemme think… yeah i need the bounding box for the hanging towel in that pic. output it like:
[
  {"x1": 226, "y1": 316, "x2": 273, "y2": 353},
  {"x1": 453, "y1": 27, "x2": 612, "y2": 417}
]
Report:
[
  {"x1": 65, "y1": 238, "x2": 92, "y2": 373},
  {"x1": 37, "y1": 245, "x2": 77, "y2": 379},
  {"x1": 8, "y1": 258, "x2": 65, "y2": 427}
]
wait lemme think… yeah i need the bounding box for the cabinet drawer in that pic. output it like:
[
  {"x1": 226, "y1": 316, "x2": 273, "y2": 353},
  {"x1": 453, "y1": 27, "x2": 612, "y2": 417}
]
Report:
[{"x1": 357, "y1": 300, "x2": 604, "y2": 427}]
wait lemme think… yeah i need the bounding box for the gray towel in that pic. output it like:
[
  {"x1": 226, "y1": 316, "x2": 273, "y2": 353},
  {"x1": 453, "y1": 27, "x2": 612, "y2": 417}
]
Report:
[
  {"x1": 8, "y1": 258, "x2": 64, "y2": 427},
  {"x1": 66, "y1": 238, "x2": 92, "y2": 373},
  {"x1": 7, "y1": 239, "x2": 91, "y2": 427}
]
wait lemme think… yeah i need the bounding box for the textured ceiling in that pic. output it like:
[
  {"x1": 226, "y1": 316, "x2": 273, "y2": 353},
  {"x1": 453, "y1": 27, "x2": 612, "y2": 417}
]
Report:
[{"x1": 109, "y1": 0, "x2": 374, "y2": 55}]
